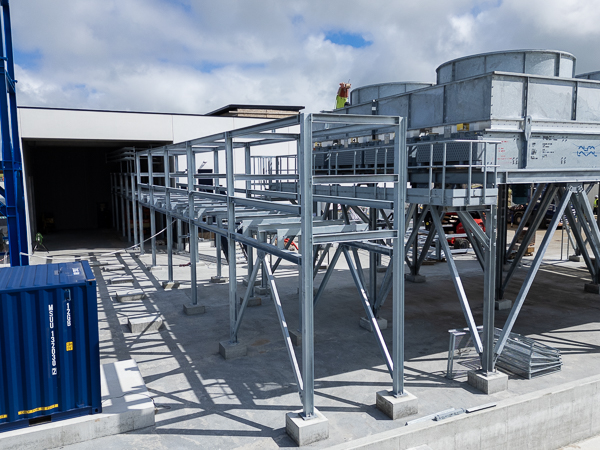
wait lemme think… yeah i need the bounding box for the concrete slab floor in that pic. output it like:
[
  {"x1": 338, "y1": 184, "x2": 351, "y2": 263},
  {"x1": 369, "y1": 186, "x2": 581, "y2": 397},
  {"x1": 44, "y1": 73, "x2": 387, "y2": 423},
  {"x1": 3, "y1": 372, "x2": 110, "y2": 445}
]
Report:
[{"x1": 17, "y1": 227, "x2": 600, "y2": 449}]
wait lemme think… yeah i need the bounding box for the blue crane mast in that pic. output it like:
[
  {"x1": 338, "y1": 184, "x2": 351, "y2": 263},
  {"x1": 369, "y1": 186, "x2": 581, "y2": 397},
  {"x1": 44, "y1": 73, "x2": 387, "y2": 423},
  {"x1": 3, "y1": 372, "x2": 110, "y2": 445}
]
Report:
[{"x1": 0, "y1": 0, "x2": 28, "y2": 266}]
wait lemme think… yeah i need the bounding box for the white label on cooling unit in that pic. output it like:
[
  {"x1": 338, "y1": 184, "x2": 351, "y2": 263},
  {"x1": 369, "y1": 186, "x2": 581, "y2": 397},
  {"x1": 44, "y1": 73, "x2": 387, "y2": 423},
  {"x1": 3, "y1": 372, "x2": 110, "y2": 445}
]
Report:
[{"x1": 73, "y1": 268, "x2": 80, "y2": 275}]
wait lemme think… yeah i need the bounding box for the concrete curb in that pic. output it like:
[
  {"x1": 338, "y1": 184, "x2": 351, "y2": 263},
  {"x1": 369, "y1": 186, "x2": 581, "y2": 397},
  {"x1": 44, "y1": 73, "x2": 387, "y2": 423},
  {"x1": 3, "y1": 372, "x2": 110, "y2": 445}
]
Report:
[
  {"x1": 0, "y1": 359, "x2": 155, "y2": 450},
  {"x1": 325, "y1": 373, "x2": 600, "y2": 450}
]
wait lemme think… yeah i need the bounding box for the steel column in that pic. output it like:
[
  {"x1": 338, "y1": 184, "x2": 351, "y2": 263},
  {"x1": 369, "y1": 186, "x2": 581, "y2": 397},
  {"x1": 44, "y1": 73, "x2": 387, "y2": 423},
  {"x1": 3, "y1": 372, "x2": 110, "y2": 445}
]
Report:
[
  {"x1": 125, "y1": 168, "x2": 131, "y2": 242},
  {"x1": 148, "y1": 155, "x2": 157, "y2": 266},
  {"x1": 120, "y1": 172, "x2": 126, "y2": 238},
  {"x1": 482, "y1": 204, "x2": 497, "y2": 373},
  {"x1": 186, "y1": 143, "x2": 198, "y2": 305},
  {"x1": 300, "y1": 114, "x2": 315, "y2": 418},
  {"x1": 164, "y1": 149, "x2": 173, "y2": 283},
  {"x1": 496, "y1": 184, "x2": 508, "y2": 300},
  {"x1": 130, "y1": 162, "x2": 138, "y2": 249},
  {"x1": 136, "y1": 153, "x2": 144, "y2": 255},
  {"x1": 226, "y1": 134, "x2": 238, "y2": 344},
  {"x1": 392, "y1": 117, "x2": 407, "y2": 396}
]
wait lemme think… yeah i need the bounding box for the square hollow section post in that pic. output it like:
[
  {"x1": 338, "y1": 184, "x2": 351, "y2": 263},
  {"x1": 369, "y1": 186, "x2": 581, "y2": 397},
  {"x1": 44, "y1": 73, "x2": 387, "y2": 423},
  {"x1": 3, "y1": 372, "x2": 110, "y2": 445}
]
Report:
[
  {"x1": 392, "y1": 117, "x2": 407, "y2": 396},
  {"x1": 300, "y1": 113, "x2": 315, "y2": 417},
  {"x1": 245, "y1": 144, "x2": 251, "y2": 197},
  {"x1": 130, "y1": 161, "x2": 138, "y2": 249},
  {"x1": 164, "y1": 149, "x2": 173, "y2": 283},
  {"x1": 226, "y1": 133, "x2": 238, "y2": 343},
  {"x1": 496, "y1": 184, "x2": 508, "y2": 300},
  {"x1": 136, "y1": 152, "x2": 144, "y2": 255},
  {"x1": 297, "y1": 137, "x2": 303, "y2": 333},
  {"x1": 186, "y1": 142, "x2": 198, "y2": 305},
  {"x1": 120, "y1": 170, "x2": 126, "y2": 238},
  {"x1": 148, "y1": 153, "x2": 157, "y2": 267},
  {"x1": 125, "y1": 164, "x2": 131, "y2": 243},
  {"x1": 369, "y1": 207, "x2": 377, "y2": 312},
  {"x1": 174, "y1": 155, "x2": 183, "y2": 252},
  {"x1": 111, "y1": 173, "x2": 117, "y2": 229},
  {"x1": 482, "y1": 204, "x2": 497, "y2": 373},
  {"x1": 214, "y1": 149, "x2": 223, "y2": 278}
]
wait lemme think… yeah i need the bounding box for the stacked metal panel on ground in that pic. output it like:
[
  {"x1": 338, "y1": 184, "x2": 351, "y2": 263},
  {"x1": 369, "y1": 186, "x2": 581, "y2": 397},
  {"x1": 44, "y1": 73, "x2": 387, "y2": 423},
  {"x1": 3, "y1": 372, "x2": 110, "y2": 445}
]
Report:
[{"x1": 494, "y1": 328, "x2": 563, "y2": 379}]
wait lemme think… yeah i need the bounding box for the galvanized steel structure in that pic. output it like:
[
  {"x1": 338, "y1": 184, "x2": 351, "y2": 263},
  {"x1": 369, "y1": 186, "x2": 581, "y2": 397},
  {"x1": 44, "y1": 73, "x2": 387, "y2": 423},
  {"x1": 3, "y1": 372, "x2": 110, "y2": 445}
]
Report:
[
  {"x1": 332, "y1": 49, "x2": 600, "y2": 374},
  {"x1": 111, "y1": 113, "x2": 409, "y2": 426},
  {"x1": 109, "y1": 49, "x2": 600, "y2": 439}
]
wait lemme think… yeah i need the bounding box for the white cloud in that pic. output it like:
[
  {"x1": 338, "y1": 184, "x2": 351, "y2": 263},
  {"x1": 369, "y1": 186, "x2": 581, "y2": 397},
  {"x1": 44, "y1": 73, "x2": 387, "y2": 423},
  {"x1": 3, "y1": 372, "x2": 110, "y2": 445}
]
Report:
[{"x1": 11, "y1": 0, "x2": 600, "y2": 114}]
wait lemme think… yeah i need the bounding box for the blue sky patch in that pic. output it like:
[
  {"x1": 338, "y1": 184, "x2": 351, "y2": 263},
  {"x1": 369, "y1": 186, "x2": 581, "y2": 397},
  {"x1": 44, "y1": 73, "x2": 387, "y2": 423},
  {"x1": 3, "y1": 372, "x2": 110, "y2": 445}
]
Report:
[
  {"x1": 161, "y1": 0, "x2": 192, "y2": 14},
  {"x1": 324, "y1": 31, "x2": 371, "y2": 48},
  {"x1": 14, "y1": 48, "x2": 42, "y2": 70},
  {"x1": 470, "y1": 0, "x2": 502, "y2": 17},
  {"x1": 193, "y1": 61, "x2": 227, "y2": 73}
]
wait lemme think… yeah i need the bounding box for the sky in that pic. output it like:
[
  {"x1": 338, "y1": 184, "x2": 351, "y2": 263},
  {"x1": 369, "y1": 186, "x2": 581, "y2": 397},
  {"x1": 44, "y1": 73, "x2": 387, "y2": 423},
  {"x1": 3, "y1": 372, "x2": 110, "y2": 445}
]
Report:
[{"x1": 10, "y1": 0, "x2": 600, "y2": 115}]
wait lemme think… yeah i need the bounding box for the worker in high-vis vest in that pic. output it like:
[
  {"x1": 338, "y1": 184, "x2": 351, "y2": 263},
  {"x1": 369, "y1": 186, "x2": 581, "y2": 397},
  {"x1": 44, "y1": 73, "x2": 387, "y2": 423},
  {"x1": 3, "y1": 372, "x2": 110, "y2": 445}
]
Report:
[{"x1": 335, "y1": 82, "x2": 351, "y2": 109}]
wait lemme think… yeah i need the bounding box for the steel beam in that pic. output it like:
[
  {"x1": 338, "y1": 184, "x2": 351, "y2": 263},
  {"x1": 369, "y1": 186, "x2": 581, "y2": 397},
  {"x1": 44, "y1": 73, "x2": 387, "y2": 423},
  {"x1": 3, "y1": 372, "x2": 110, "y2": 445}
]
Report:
[
  {"x1": 430, "y1": 206, "x2": 483, "y2": 355},
  {"x1": 495, "y1": 186, "x2": 574, "y2": 356},
  {"x1": 502, "y1": 184, "x2": 558, "y2": 294},
  {"x1": 505, "y1": 183, "x2": 545, "y2": 259},
  {"x1": 264, "y1": 259, "x2": 304, "y2": 395},
  {"x1": 313, "y1": 244, "x2": 343, "y2": 307},
  {"x1": 342, "y1": 246, "x2": 393, "y2": 376}
]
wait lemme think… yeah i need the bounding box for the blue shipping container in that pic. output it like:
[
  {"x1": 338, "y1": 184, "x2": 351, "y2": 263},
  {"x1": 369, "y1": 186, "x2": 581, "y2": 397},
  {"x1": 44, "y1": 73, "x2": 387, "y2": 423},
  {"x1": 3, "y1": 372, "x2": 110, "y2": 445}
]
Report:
[{"x1": 0, "y1": 261, "x2": 101, "y2": 431}]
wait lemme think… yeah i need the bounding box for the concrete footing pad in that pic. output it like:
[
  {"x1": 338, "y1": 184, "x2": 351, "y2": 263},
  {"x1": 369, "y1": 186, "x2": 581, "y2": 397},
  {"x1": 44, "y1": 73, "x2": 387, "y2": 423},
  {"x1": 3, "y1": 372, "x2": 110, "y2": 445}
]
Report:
[
  {"x1": 128, "y1": 315, "x2": 163, "y2": 333},
  {"x1": 240, "y1": 296, "x2": 263, "y2": 307},
  {"x1": 0, "y1": 359, "x2": 154, "y2": 450},
  {"x1": 376, "y1": 390, "x2": 418, "y2": 420},
  {"x1": 495, "y1": 299, "x2": 513, "y2": 310},
  {"x1": 183, "y1": 304, "x2": 205, "y2": 315},
  {"x1": 360, "y1": 317, "x2": 388, "y2": 332},
  {"x1": 405, "y1": 273, "x2": 426, "y2": 283},
  {"x1": 115, "y1": 289, "x2": 146, "y2": 302},
  {"x1": 219, "y1": 341, "x2": 248, "y2": 359},
  {"x1": 285, "y1": 408, "x2": 329, "y2": 446},
  {"x1": 290, "y1": 330, "x2": 302, "y2": 346},
  {"x1": 585, "y1": 283, "x2": 600, "y2": 294},
  {"x1": 468, "y1": 369, "x2": 508, "y2": 394},
  {"x1": 376, "y1": 265, "x2": 388, "y2": 273},
  {"x1": 210, "y1": 276, "x2": 228, "y2": 284},
  {"x1": 569, "y1": 255, "x2": 582, "y2": 262},
  {"x1": 162, "y1": 281, "x2": 180, "y2": 290},
  {"x1": 254, "y1": 286, "x2": 270, "y2": 295},
  {"x1": 242, "y1": 277, "x2": 261, "y2": 287}
]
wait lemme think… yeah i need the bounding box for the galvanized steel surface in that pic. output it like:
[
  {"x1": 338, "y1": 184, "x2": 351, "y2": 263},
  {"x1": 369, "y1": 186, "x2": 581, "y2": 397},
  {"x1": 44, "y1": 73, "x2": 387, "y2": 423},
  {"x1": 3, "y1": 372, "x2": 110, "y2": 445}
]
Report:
[
  {"x1": 0, "y1": 261, "x2": 101, "y2": 431},
  {"x1": 349, "y1": 82, "x2": 433, "y2": 105},
  {"x1": 436, "y1": 49, "x2": 576, "y2": 83}
]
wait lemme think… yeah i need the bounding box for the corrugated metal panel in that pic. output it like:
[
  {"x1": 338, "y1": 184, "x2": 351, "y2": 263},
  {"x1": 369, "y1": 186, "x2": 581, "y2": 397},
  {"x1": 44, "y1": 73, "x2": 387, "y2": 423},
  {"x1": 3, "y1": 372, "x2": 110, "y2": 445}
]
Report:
[{"x1": 0, "y1": 261, "x2": 101, "y2": 431}]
